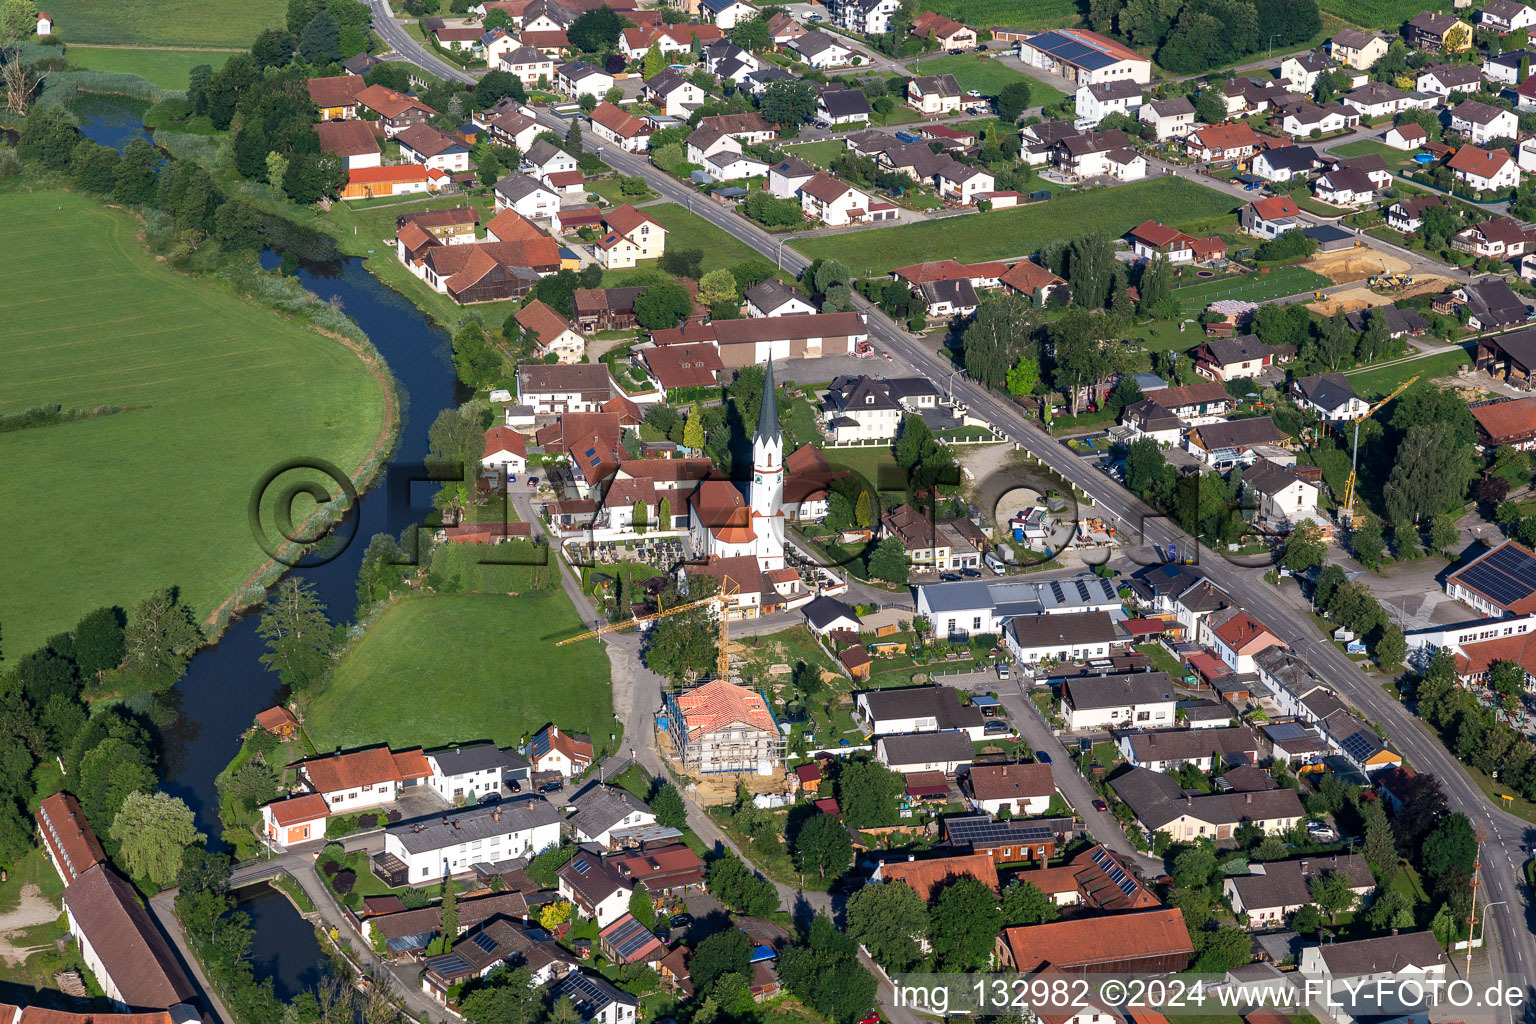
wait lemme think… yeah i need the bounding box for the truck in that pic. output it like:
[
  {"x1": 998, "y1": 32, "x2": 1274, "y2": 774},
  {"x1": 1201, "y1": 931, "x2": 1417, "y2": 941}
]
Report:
[{"x1": 895, "y1": 130, "x2": 922, "y2": 143}]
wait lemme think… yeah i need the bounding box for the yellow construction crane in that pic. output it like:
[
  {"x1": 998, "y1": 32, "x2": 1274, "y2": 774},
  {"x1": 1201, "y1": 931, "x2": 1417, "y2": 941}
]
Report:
[
  {"x1": 556, "y1": 576, "x2": 740, "y2": 681},
  {"x1": 1341, "y1": 375, "x2": 1419, "y2": 523}
]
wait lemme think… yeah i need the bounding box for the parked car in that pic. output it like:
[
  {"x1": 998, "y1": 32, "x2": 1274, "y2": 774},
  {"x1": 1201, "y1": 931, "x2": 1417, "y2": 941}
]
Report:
[
  {"x1": 1306, "y1": 819, "x2": 1337, "y2": 841},
  {"x1": 940, "y1": 572, "x2": 961, "y2": 581},
  {"x1": 996, "y1": 662, "x2": 1010, "y2": 679},
  {"x1": 985, "y1": 720, "x2": 1011, "y2": 734},
  {"x1": 961, "y1": 567, "x2": 982, "y2": 578},
  {"x1": 670, "y1": 913, "x2": 694, "y2": 928},
  {"x1": 540, "y1": 780, "x2": 563, "y2": 793},
  {"x1": 1036, "y1": 751, "x2": 1052, "y2": 764},
  {"x1": 1093, "y1": 799, "x2": 1108, "y2": 812}
]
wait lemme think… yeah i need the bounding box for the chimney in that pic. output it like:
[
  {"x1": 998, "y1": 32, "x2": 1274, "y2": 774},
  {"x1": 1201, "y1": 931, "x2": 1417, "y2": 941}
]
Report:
[
  {"x1": 493, "y1": 808, "x2": 501, "y2": 821},
  {"x1": 454, "y1": 820, "x2": 461, "y2": 829},
  {"x1": 1245, "y1": 793, "x2": 1252, "y2": 804}
]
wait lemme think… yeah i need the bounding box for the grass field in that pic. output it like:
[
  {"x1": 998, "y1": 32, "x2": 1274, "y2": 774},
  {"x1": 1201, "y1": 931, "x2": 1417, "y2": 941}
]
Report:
[
  {"x1": 1173, "y1": 265, "x2": 1332, "y2": 311},
  {"x1": 927, "y1": 0, "x2": 1085, "y2": 30},
  {"x1": 909, "y1": 53, "x2": 1066, "y2": 106},
  {"x1": 0, "y1": 192, "x2": 389, "y2": 656},
  {"x1": 305, "y1": 592, "x2": 614, "y2": 753},
  {"x1": 617, "y1": 202, "x2": 774, "y2": 278},
  {"x1": 1345, "y1": 346, "x2": 1472, "y2": 400},
  {"x1": 1317, "y1": 0, "x2": 1422, "y2": 29},
  {"x1": 791, "y1": 178, "x2": 1236, "y2": 274},
  {"x1": 46, "y1": 0, "x2": 285, "y2": 47},
  {"x1": 67, "y1": 46, "x2": 231, "y2": 90},
  {"x1": 785, "y1": 140, "x2": 846, "y2": 169}
]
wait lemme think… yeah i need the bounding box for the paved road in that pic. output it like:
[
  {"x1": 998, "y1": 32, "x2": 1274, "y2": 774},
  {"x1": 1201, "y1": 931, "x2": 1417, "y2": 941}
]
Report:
[{"x1": 367, "y1": 0, "x2": 475, "y2": 84}]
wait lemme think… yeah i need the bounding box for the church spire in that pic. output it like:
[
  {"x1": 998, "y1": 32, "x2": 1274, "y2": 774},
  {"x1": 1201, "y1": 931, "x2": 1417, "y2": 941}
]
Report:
[{"x1": 755, "y1": 360, "x2": 780, "y2": 443}]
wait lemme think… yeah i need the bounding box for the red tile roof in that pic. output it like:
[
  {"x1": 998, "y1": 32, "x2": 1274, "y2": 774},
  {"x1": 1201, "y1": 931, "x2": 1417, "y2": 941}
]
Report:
[
  {"x1": 256, "y1": 705, "x2": 299, "y2": 732},
  {"x1": 1448, "y1": 144, "x2": 1512, "y2": 179},
  {"x1": 314, "y1": 119, "x2": 381, "y2": 157},
  {"x1": 296, "y1": 747, "x2": 406, "y2": 792},
  {"x1": 589, "y1": 101, "x2": 648, "y2": 138},
  {"x1": 967, "y1": 763, "x2": 1055, "y2": 802},
  {"x1": 484, "y1": 425, "x2": 528, "y2": 459},
  {"x1": 266, "y1": 793, "x2": 331, "y2": 827},
  {"x1": 307, "y1": 75, "x2": 366, "y2": 108},
  {"x1": 604, "y1": 203, "x2": 663, "y2": 238},
  {"x1": 486, "y1": 208, "x2": 544, "y2": 242},
  {"x1": 999, "y1": 259, "x2": 1065, "y2": 297},
  {"x1": 1249, "y1": 195, "x2": 1301, "y2": 220},
  {"x1": 1473, "y1": 396, "x2": 1536, "y2": 441},
  {"x1": 1212, "y1": 612, "x2": 1282, "y2": 654},
  {"x1": 1000, "y1": 907, "x2": 1193, "y2": 971},
  {"x1": 348, "y1": 164, "x2": 430, "y2": 185},
  {"x1": 355, "y1": 84, "x2": 436, "y2": 118},
  {"x1": 880, "y1": 852, "x2": 1000, "y2": 902},
  {"x1": 643, "y1": 342, "x2": 724, "y2": 390},
  {"x1": 36, "y1": 792, "x2": 104, "y2": 884},
  {"x1": 516, "y1": 299, "x2": 576, "y2": 348},
  {"x1": 675, "y1": 679, "x2": 777, "y2": 740},
  {"x1": 1188, "y1": 122, "x2": 1261, "y2": 152}
]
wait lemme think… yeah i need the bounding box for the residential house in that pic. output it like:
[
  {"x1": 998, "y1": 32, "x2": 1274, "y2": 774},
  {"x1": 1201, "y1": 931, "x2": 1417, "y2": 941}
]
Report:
[
  {"x1": 595, "y1": 204, "x2": 666, "y2": 270},
  {"x1": 1297, "y1": 932, "x2": 1447, "y2": 1002},
  {"x1": 421, "y1": 920, "x2": 577, "y2": 1001},
  {"x1": 965, "y1": 764, "x2": 1055, "y2": 816},
  {"x1": 1450, "y1": 99, "x2": 1520, "y2": 143},
  {"x1": 1183, "y1": 122, "x2": 1263, "y2": 161},
  {"x1": 1015, "y1": 28, "x2": 1152, "y2": 85},
  {"x1": 1118, "y1": 399, "x2": 1187, "y2": 447},
  {"x1": 1190, "y1": 335, "x2": 1279, "y2": 380},
  {"x1": 1484, "y1": 47, "x2": 1536, "y2": 83},
  {"x1": 500, "y1": 44, "x2": 555, "y2": 88},
  {"x1": 644, "y1": 68, "x2": 704, "y2": 115},
  {"x1": 908, "y1": 73, "x2": 963, "y2": 115},
  {"x1": 1406, "y1": 11, "x2": 1473, "y2": 50},
  {"x1": 1075, "y1": 80, "x2": 1143, "y2": 124},
  {"x1": 1290, "y1": 372, "x2": 1368, "y2": 421},
  {"x1": 523, "y1": 138, "x2": 580, "y2": 180},
  {"x1": 642, "y1": 342, "x2": 725, "y2": 391},
  {"x1": 1415, "y1": 62, "x2": 1482, "y2": 95},
  {"x1": 935, "y1": 162, "x2": 995, "y2": 204},
  {"x1": 514, "y1": 300, "x2": 585, "y2": 363},
  {"x1": 376, "y1": 799, "x2": 560, "y2": 886},
  {"x1": 569, "y1": 785, "x2": 657, "y2": 847},
  {"x1": 879, "y1": 503, "x2": 982, "y2": 572},
  {"x1": 308, "y1": 75, "x2": 366, "y2": 119},
  {"x1": 556, "y1": 61, "x2": 614, "y2": 97},
  {"x1": 1450, "y1": 143, "x2": 1522, "y2": 192},
  {"x1": 1481, "y1": 0, "x2": 1536, "y2": 32},
  {"x1": 1343, "y1": 304, "x2": 1429, "y2": 338},
  {"x1": 914, "y1": 574, "x2": 1122, "y2": 637},
  {"x1": 1454, "y1": 217, "x2": 1533, "y2": 258},
  {"x1": 1330, "y1": 28, "x2": 1389, "y2": 68},
  {"x1": 314, "y1": 119, "x2": 382, "y2": 168},
  {"x1": 875, "y1": 730, "x2": 975, "y2": 775},
  {"x1": 921, "y1": 278, "x2": 979, "y2": 319},
  {"x1": 355, "y1": 84, "x2": 436, "y2": 135},
  {"x1": 1109, "y1": 766, "x2": 1304, "y2": 842},
  {"x1": 1062, "y1": 672, "x2": 1176, "y2": 731},
  {"x1": 528, "y1": 722, "x2": 596, "y2": 775},
  {"x1": 1383, "y1": 123, "x2": 1428, "y2": 149},
  {"x1": 1005, "y1": 610, "x2": 1120, "y2": 666},
  {"x1": 261, "y1": 793, "x2": 331, "y2": 848},
  {"x1": 822, "y1": 374, "x2": 945, "y2": 441},
  {"x1": 433, "y1": 25, "x2": 485, "y2": 55},
  {"x1": 557, "y1": 850, "x2": 632, "y2": 926},
  {"x1": 1280, "y1": 50, "x2": 1338, "y2": 93},
  {"x1": 1252, "y1": 144, "x2": 1322, "y2": 182},
  {"x1": 1000, "y1": 258, "x2": 1068, "y2": 304},
  {"x1": 1341, "y1": 81, "x2": 1414, "y2": 118},
  {"x1": 61, "y1": 864, "x2": 197, "y2": 1012},
  {"x1": 1139, "y1": 96, "x2": 1196, "y2": 140},
  {"x1": 588, "y1": 102, "x2": 650, "y2": 152},
  {"x1": 1458, "y1": 277, "x2": 1529, "y2": 329},
  {"x1": 1385, "y1": 193, "x2": 1443, "y2": 231},
  {"x1": 803, "y1": 595, "x2": 862, "y2": 637},
  {"x1": 819, "y1": 88, "x2": 870, "y2": 125},
  {"x1": 667, "y1": 679, "x2": 783, "y2": 773},
  {"x1": 1055, "y1": 128, "x2": 1147, "y2": 180},
  {"x1": 798, "y1": 172, "x2": 871, "y2": 226},
  {"x1": 789, "y1": 30, "x2": 853, "y2": 67},
  {"x1": 1281, "y1": 103, "x2": 1360, "y2": 138},
  {"x1": 481, "y1": 109, "x2": 546, "y2": 152},
  {"x1": 481, "y1": 425, "x2": 529, "y2": 476},
  {"x1": 835, "y1": 0, "x2": 901, "y2": 34},
  {"x1": 493, "y1": 173, "x2": 561, "y2": 224},
  {"x1": 1143, "y1": 381, "x2": 1232, "y2": 420},
  {"x1": 766, "y1": 10, "x2": 807, "y2": 44},
  {"x1": 745, "y1": 279, "x2": 816, "y2": 318},
  {"x1": 1114, "y1": 726, "x2": 1261, "y2": 773},
  {"x1": 1312, "y1": 165, "x2": 1376, "y2": 205},
  {"x1": 481, "y1": 27, "x2": 523, "y2": 64},
  {"x1": 910, "y1": 11, "x2": 977, "y2": 48},
  {"x1": 855, "y1": 685, "x2": 986, "y2": 740},
  {"x1": 428, "y1": 744, "x2": 530, "y2": 804},
  {"x1": 1185, "y1": 416, "x2": 1291, "y2": 467},
  {"x1": 394, "y1": 124, "x2": 470, "y2": 172},
  {"x1": 1224, "y1": 854, "x2": 1375, "y2": 928},
  {"x1": 700, "y1": 0, "x2": 758, "y2": 28},
  {"x1": 293, "y1": 747, "x2": 433, "y2": 811},
  {"x1": 549, "y1": 971, "x2": 638, "y2": 1024},
  {"x1": 995, "y1": 909, "x2": 1194, "y2": 973}
]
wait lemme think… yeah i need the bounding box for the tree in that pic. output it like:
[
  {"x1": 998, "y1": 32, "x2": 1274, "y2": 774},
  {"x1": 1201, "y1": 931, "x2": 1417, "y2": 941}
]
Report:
[
  {"x1": 1362, "y1": 800, "x2": 1397, "y2": 878},
  {"x1": 538, "y1": 898, "x2": 573, "y2": 929},
  {"x1": 460, "y1": 966, "x2": 538, "y2": 1024},
  {"x1": 1367, "y1": 888, "x2": 1415, "y2": 931},
  {"x1": 1351, "y1": 515, "x2": 1385, "y2": 570},
  {"x1": 729, "y1": 14, "x2": 770, "y2": 51},
  {"x1": 963, "y1": 293, "x2": 1039, "y2": 389},
  {"x1": 643, "y1": 41, "x2": 665, "y2": 78},
  {"x1": 1173, "y1": 847, "x2": 1217, "y2": 889},
  {"x1": 698, "y1": 268, "x2": 738, "y2": 308},
  {"x1": 1125, "y1": 438, "x2": 1169, "y2": 500},
  {"x1": 837, "y1": 758, "x2": 905, "y2": 828},
  {"x1": 793, "y1": 812, "x2": 853, "y2": 878},
  {"x1": 634, "y1": 282, "x2": 692, "y2": 329},
  {"x1": 1421, "y1": 813, "x2": 1477, "y2": 886},
  {"x1": 569, "y1": 6, "x2": 624, "y2": 51},
  {"x1": 1139, "y1": 254, "x2": 1174, "y2": 316},
  {"x1": 1284, "y1": 519, "x2": 1326, "y2": 573},
  {"x1": 73, "y1": 606, "x2": 126, "y2": 678},
  {"x1": 474, "y1": 69, "x2": 526, "y2": 108},
  {"x1": 929, "y1": 877, "x2": 1003, "y2": 970},
  {"x1": 866, "y1": 536, "x2": 910, "y2": 585},
  {"x1": 122, "y1": 588, "x2": 203, "y2": 691},
  {"x1": 439, "y1": 882, "x2": 459, "y2": 953},
  {"x1": 854, "y1": 491, "x2": 872, "y2": 528},
  {"x1": 1006, "y1": 356, "x2": 1040, "y2": 397},
  {"x1": 1428, "y1": 512, "x2": 1459, "y2": 554},
  {"x1": 691, "y1": 928, "x2": 751, "y2": 993},
  {"x1": 1383, "y1": 422, "x2": 1476, "y2": 525},
  {"x1": 1309, "y1": 870, "x2": 1359, "y2": 924},
  {"x1": 846, "y1": 882, "x2": 928, "y2": 972},
  {"x1": 683, "y1": 404, "x2": 705, "y2": 450},
  {"x1": 649, "y1": 781, "x2": 687, "y2": 829},
  {"x1": 299, "y1": 9, "x2": 341, "y2": 63},
  {"x1": 645, "y1": 584, "x2": 718, "y2": 680},
  {"x1": 257, "y1": 579, "x2": 336, "y2": 689},
  {"x1": 628, "y1": 883, "x2": 657, "y2": 928},
  {"x1": 265, "y1": 150, "x2": 289, "y2": 190},
  {"x1": 706, "y1": 853, "x2": 780, "y2": 916},
  {"x1": 1195, "y1": 88, "x2": 1228, "y2": 126},
  {"x1": 1375, "y1": 624, "x2": 1406, "y2": 671},
  {"x1": 760, "y1": 78, "x2": 818, "y2": 125},
  {"x1": 1, "y1": 0, "x2": 39, "y2": 42},
  {"x1": 1193, "y1": 925, "x2": 1255, "y2": 973},
  {"x1": 1291, "y1": 902, "x2": 1324, "y2": 937},
  {"x1": 996, "y1": 80, "x2": 1033, "y2": 120},
  {"x1": 1001, "y1": 879, "x2": 1059, "y2": 926},
  {"x1": 109, "y1": 791, "x2": 206, "y2": 889}
]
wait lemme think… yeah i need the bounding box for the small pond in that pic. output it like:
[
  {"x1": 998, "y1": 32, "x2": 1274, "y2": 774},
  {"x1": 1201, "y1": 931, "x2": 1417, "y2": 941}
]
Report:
[
  {"x1": 236, "y1": 884, "x2": 332, "y2": 1003},
  {"x1": 71, "y1": 95, "x2": 153, "y2": 152}
]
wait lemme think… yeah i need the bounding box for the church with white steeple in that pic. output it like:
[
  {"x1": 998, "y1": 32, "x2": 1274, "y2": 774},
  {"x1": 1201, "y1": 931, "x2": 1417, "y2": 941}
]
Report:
[{"x1": 687, "y1": 362, "x2": 787, "y2": 572}]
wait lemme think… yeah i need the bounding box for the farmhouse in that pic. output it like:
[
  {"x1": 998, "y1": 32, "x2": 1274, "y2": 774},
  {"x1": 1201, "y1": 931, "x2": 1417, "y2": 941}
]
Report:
[{"x1": 292, "y1": 746, "x2": 433, "y2": 811}]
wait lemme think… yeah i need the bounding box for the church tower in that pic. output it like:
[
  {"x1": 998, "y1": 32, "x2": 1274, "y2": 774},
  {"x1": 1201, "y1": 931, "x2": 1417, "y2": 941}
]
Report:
[{"x1": 750, "y1": 361, "x2": 786, "y2": 571}]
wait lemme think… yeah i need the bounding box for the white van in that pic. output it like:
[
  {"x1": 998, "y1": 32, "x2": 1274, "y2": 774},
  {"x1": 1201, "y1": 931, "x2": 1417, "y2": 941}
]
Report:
[{"x1": 984, "y1": 552, "x2": 1007, "y2": 575}]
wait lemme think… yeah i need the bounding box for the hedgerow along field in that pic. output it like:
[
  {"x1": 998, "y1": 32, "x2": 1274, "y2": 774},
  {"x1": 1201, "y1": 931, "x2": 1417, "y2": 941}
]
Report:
[
  {"x1": 927, "y1": 0, "x2": 1085, "y2": 30},
  {"x1": 43, "y1": 0, "x2": 283, "y2": 47},
  {"x1": 67, "y1": 46, "x2": 233, "y2": 90},
  {"x1": 790, "y1": 177, "x2": 1238, "y2": 275},
  {"x1": 304, "y1": 592, "x2": 616, "y2": 753},
  {"x1": 0, "y1": 192, "x2": 389, "y2": 656}
]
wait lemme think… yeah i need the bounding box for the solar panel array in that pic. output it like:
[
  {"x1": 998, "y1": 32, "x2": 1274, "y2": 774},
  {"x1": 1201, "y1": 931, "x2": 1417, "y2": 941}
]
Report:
[
  {"x1": 1340, "y1": 730, "x2": 1381, "y2": 763},
  {"x1": 1453, "y1": 543, "x2": 1536, "y2": 608},
  {"x1": 608, "y1": 919, "x2": 658, "y2": 960},
  {"x1": 945, "y1": 817, "x2": 1055, "y2": 847},
  {"x1": 1090, "y1": 847, "x2": 1139, "y2": 896},
  {"x1": 1024, "y1": 31, "x2": 1118, "y2": 71},
  {"x1": 427, "y1": 953, "x2": 471, "y2": 975},
  {"x1": 472, "y1": 932, "x2": 500, "y2": 954},
  {"x1": 573, "y1": 858, "x2": 591, "y2": 875}
]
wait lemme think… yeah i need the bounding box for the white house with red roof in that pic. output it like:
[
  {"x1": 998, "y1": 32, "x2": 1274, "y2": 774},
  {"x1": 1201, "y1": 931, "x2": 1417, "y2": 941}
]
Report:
[
  {"x1": 666, "y1": 678, "x2": 784, "y2": 772},
  {"x1": 35, "y1": 11, "x2": 51, "y2": 34},
  {"x1": 587, "y1": 102, "x2": 651, "y2": 153},
  {"x1": 260, "y1": 793, "x2": 331, "y2": 848},
  {"x1": 798, "y1": 172, "x2": 871, "y2": 227},
  {"x1": 481, "y1": 426, "x2": 529, "y2": 476},
  {"x1": 529, "y1": 724, "x2": 594, "y2": 777},
  {"x1": 1209, "y1": 610, "x2": 1286, "y2": 673},
  {"x1": 596, "y1": 204, "x2": 667, "y2": 269},
  {"x1": 292, "y1": 746, "x2": 434, "y2": 811},
  {"x1": 1239, "y1": 195, "x2": 1303, "y2": 238}
]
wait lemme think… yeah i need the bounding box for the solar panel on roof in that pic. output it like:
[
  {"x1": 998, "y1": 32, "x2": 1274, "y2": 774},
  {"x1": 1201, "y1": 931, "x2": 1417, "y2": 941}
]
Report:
[
  {"x1": 1050, "y1": 582, "x2": 1065, "y2": 602},
  {"x1": 1485, "y1": 544, "x2": 1536, "y2": 580},
  {"x1": 428, "y1": 953, "x2": 471, "y2": 974},
  {"x1": 1458, "y1": 562, "x2": 1528, "y2": 606},
  {"x1": 573, "y1": 858, "x2": 590, "y2": 874},
  {"x1": 472, "y1": 932, "x2": 499, "y2": 953},
  {"x1": 1117, "y1": 875, "x2": 1137, "y2": 895},
  {"x1": 1341, "y1": 731, "x2": 1380, "y2": 762}
]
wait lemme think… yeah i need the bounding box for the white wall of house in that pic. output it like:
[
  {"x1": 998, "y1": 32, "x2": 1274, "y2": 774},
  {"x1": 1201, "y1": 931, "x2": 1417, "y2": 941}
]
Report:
[{"x1": 386, "y1": 819, "x2": 561, "y2": 885}]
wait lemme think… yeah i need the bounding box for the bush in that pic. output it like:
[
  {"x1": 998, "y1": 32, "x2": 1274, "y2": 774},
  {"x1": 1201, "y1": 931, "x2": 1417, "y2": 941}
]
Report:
[
  {"x1": 332, "y1": 869, "x2": 357, "y2": 895},
  {"x1": 322, "y1": 859, "x2": 340, "y2": 877},
  {"x1": 357, "y1": 812, "x2": 378, "y2": 829}
]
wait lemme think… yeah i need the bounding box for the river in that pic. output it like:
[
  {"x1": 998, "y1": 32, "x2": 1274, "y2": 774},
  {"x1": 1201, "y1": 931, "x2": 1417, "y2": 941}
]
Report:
[{"x1": 236, "y1": 885, "x2": 332, "y2": 1003}]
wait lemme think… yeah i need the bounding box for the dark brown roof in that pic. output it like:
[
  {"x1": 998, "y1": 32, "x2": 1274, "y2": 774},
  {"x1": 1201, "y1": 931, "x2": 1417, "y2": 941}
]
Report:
[
  {"x1": 1228, "y1": 853, "x2": 1374, "y2": 911},
  {"x1": 62, "y1": 865, "x2": 196, "y2": 1010}
]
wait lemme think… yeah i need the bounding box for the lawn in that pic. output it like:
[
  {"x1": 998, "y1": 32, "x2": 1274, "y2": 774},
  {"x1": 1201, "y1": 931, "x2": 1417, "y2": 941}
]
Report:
[
  {"x1": 1317, "y1": 0, "x2": 1425, "y2": 28},
  {"x1": 1173, "y1": 265, "x2": 1332, "y2": 312},
  {"x1": 908, "y1": 53, "x2": 1050, "y2": 102},
  {"x1": 785, "y1": 139, "x2": 846, "y2": 169},
  {"x1": 47, "y1": 0, "x2": 284, "y2": 46},
  {"x1": 790, "y1": 178, "x2": 1236, "y2": 274},
  {"x1": 1344, "y1": 346, "x2": 1471, "y2": 400},
  {"x1": 0, "y1": 192, "x2": 389, "y2": 656},
  {"x1": 1331, "y1": 139, "x2": 1418, "y2": 167},
  {"x1": 304, "y1": 592, "x2": 615, "y2": 755},
  {"x1": 610, "y1": 202, "x2": 773, "y2": 281},
  {"x1": 67, "y1": 45, "x2": 231, "y2": 90},
  {"x1": 925, "y1": 0, "x2": 1084, "y2": 30}
]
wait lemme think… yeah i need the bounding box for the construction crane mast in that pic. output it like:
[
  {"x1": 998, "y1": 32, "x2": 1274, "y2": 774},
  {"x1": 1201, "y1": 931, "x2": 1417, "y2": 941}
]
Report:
[
  {"x1": 556, "y1": 577, "x2": 740, "y2": 682},
  {"x1": 1341, "y1": 375, "x2": 1418, "y2": 526}
]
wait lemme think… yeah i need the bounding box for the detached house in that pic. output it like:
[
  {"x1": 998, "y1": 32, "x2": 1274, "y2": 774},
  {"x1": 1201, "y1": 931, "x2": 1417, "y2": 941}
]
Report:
[
  {"x1": 557, "y1": 851, "x2": 632, "y2": 926},
  {"x1": 1191, "y1": 335, "x2": 1279, "y2": 380},
  {"x1": 1062, "y1": 672, "x2": 1177, "y2": 732},
  {"x1": 494, "y1": 172, "x2": 561, "y2": 224},
  {"x1": 1279, "y1": 50, "x2": 1338, "y2": 93},
  {"x1": 308, "y1": 75, "x2": 366, "y2": 119},
  {"x1": 1210, "y1": 610, "x2": 1286, "y2": 673},
  {"x1": 569, "y1": 785, "x2": 657, "y2": 847},
  {"x1": 1075, "y1": 80, "x2": 1143, "y2": 124},
  {"x1": 556, "y1": 61, "x2": 614, "y2": 97},
  {"x1": 819, "y1": 88, "x2": 871, "y2": 126},
  {"x1": 1243, "y1": 458, "x2": 1321, "y2": 524},
  {"x1": 910, "y1": 11, "x2": 977, "y2": 49},
  {"x1": 1114, "y1": 726, "x2": 1260, "y2": 773},
  {"x1": 587, "y1": 102, "x2": 650, "y2": 152},
  {"x1": 395, "y1": 124, "x2": 470, "y2": 173},
  {"x1": 1448, "y1": 144, "x2": 1521, "y2": 192},
  {"x1": 515, "y1": 299, "x2": 586, "y2": 362},
  {"x1": 966, "y1": 764, "x2": 1056, "y2": 816},
  {"x1": 293, "y1": 746, "x2": 433, "y2": 811},
  {"x1": 1480, "y1": 0, "x2": 1536, "y2": 32},
  {"x1": 1239, "y1": 195, "x2": 1303, "y2": 238},
  {"x1": 1224, "y1": 854, "x2": 1375, "y2": 927},
  {"x1": 529, "y1": 723, "x2": 595, "y2": 776},
  {"x1": 501, "y1": 45, "x2": 555, "y2": 88},
  {"x1": 644, "y1": 68, "x2": 704, "y2": 115},
  {"x1": 1330, "y1": 28, "x2": 1388, "y2": 68},
  {"x1": 428, "y1": 744, "x2": 531, "y2": 804},
  {"x1": 355, "y1": 84, "x2": 436, "y2": 136},
  {"x1": 1415, "y1": 62, "x2": 1481, "y2": 96},
  {"x1": 1385, "y1": 193, "x2": 1443, "y2": 231},
  {"x1": 1184, "y1": 122, "x2": 1262, "y2": 161},
  {"x1": 1454, "y1": 217, "x2": 1533, "y2": 258},
  {"x1": 855, "y1": 684, "x2": 985, "y2": 740},
  {"x1": 789, "y1": 30, "x2": 854, "y2": 67},
  {"x1": 596, "y1": 204, "x2": 667, "y2": 269},
  {"x1": 1140, "y1": 96, "x2": 1196, "y2": 140},
  {"x1": 798, "y1": 172, "x2": 871, "y2": 226},
  {"x1": 908, "y1": 73, "x2": 962, "y2": 115},
  {"x1": 1406, "y1": 11, "x2": 1473, "y2": 50},
  {"x1": 1451, "y1": 99, "x2": 1520, "y2": 143},
  {"x1": 1290, "y1": 372, "x2": 1368, "y2": 421},
  {"x1": 1384, "y1": 123, "x2": 1429, "y2": 150},
  {"x1": 1312, "y1": 165, "x2": 1376, "y2": 206},
  {"x1": 481, "y1": 425, "x2": 529, "y2": 475},
  {"x1": 1281, "y1": 102, "x2": 1359, "y2": 138},
  {"x1": 377, "y1": 799, "x2": 560, "y2": 886}
]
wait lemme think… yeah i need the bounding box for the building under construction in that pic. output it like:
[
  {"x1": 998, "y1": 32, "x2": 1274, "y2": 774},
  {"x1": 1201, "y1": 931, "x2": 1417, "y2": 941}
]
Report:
[{"x1": 660, "y1": 679, "x2": 786, "y2": 775}]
